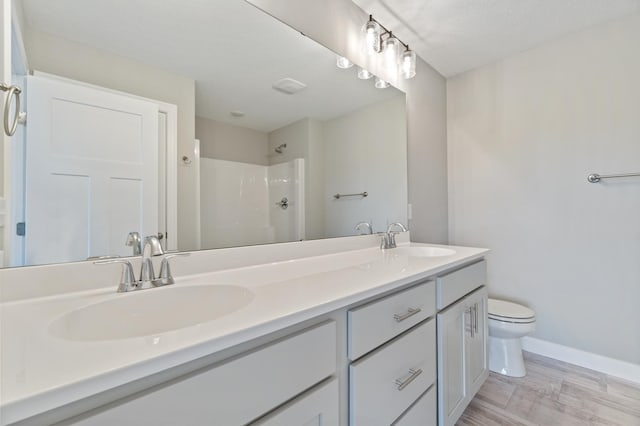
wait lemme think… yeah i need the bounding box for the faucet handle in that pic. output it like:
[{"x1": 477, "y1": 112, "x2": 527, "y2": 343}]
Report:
[
  {"x1": 377, "y1": 232, "x2": 390, "y2": 249},
  {"x1": 94, "y1": 259, "x2": 138, "y2": 292},
  {"x1": 158, "y1": 252, "x2": 191, "y2": 286}
]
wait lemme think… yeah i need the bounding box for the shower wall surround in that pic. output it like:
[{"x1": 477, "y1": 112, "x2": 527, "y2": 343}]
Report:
[{"x1": 200, "y1": 158, "x2": 305, "y2": 249}]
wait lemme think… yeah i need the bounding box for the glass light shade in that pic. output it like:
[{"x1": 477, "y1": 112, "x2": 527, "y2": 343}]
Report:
[
  {"x1": 362, "y1": 20, "x2": 381, "y2": 55},
  {"x1": 336, "y1": 55, "x2": 353, "y2": 69},
  {"x1": 357, "y1": 66, "x2": 373, "y2": 80},
  {"x1": 382, "y1": 36, "x2": 401, "y2": 69},
  {"x1": 401, "y1": 49, "x2": 417, "y2": 79},
  {"x1": 374, "y1": 76, "x2": 389, "y2": 89}
]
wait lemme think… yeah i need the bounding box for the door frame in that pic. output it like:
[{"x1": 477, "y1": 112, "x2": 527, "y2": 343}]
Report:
[
  {"x1": 1, "y1": 0, "x2": 12, "y2": 264},
  {"x1": 31, "y1": 71, "x2": 178, "y2": 252}
]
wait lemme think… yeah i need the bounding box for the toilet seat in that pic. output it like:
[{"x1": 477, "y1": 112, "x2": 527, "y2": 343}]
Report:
[{"x1": 488, "y1": 298, "x2": 535, "y2": 324}]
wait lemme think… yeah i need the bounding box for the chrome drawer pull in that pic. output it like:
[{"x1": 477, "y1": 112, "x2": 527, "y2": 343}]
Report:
[
  {"x1": 393, "y1": 307, "x2": 421, "y2": 322},
  {"x1": 395, "y1": 368, "x2": 423, "y2": 391}
]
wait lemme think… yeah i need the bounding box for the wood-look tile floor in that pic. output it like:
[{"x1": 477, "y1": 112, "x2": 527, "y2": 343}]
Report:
[{"x1": 457, "y1": 351, "x2": 640, "y2": 426}]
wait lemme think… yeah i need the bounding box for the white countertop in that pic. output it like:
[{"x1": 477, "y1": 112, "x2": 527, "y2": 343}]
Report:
[{"x1": 0, "y1": 242, "x2": 488, "y2": 425}]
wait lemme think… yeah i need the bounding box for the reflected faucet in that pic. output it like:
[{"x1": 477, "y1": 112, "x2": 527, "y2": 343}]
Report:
[
  {"x1": 380, "y1": 223, "x2": 407, "y2": 249},
  {"x1": 125, "y1": 231, "x2": 142, "y2": 256},
  {"x1": 355, "y1": 222, "x2": 373, "y2": 235}
]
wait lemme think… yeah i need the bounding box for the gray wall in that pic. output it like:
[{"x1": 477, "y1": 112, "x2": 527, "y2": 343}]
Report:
[
  {"x1": 447, "y1": 14, "x2": 640, "y2": 364},
  {"x1": 196, "y1": 116, "x2": 269, "y2": 165},
  {"x1": 249, "y1": 0, "x2": 449, "y2": 244}
]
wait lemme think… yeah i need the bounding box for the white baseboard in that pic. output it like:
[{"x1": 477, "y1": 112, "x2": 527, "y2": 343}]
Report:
[{"x1": 522, "y1": 337, "x2": 640, "y2": 385}]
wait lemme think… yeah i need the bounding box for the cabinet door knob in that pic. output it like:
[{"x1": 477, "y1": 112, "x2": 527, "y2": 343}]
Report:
[
  {"x1": 393, "y1": 307, "x2": 421, "y2": 322},
  {"x1": 395, "y1": 368, "x2": 423, "y2": 391}
]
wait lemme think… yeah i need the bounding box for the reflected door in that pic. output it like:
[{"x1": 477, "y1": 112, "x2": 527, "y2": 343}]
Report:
[{"x1": 24, "y1": 75, "x2": 159, "y2": 265}]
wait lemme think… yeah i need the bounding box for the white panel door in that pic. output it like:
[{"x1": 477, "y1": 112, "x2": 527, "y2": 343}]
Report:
[{"x1": 25, "y1": 75, "x2": 158, "y2": 264}]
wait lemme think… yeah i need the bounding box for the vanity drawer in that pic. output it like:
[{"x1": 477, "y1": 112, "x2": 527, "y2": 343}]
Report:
[
  {"x1": 349, "y1": 319, "x2": 436, "y2": 426},
  {"x1": 436, "y1": 260, "x2": 486, "y2": 309},
  {"x1": 61, "y1": 321, "x2": 336, "y2": 426},
  {"x1": 348, "y1": 280, "x2": 435, "y2": 360},
  {"x1": 393, "y1": 385, "x2": 437, "y2": 425}
]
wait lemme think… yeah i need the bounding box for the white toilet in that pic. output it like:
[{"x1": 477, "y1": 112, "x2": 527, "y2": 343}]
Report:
[{"x1": 488, "y1": 298, "x2": 536, "y2": 377}]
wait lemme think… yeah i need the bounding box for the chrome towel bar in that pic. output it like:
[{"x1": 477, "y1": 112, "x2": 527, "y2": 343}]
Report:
[
  {"x1": 587, "y1": 172, "x2": 640, "y2": 183},
  {"x1": 333, "y1": 191, "x2": 368, "y2": 199}
]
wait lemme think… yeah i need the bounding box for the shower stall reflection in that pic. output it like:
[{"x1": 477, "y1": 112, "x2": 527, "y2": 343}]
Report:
[{"x1": 200, "y1": 158, "x2": 305, "y2": 249}]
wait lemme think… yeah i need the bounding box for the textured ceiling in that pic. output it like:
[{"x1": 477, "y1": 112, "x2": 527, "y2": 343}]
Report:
[
  {"x1": 353, "y1": 0, "x2": 640, "y2": 76},
  {"x1": 20, "y1": 0, "x2": 401, "y2": 132}
]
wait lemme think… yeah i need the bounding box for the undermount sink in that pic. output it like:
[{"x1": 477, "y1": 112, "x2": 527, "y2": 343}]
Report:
[
  {"x1": 49, "y1": 285, "x2": 254, "y2": 341},
  {"x1": 392, "y1": 246, "x2": 456, "y2": 257}
]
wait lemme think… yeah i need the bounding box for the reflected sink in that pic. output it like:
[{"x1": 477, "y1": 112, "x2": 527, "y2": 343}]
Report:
[
  {"x1": 392, "y1": 246, "x2": 456, "y2": 257},
  {"x1": 49, "y1": 285, "x2": 254, "y2": 341}
]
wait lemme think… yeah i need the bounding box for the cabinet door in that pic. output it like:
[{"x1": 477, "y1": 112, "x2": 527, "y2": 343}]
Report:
[
  {"x1": 465, "y1": 287, "x2": 489, "y2": 398},
  {"x1": 437, "y1": 300, "x2": 468, "y2": 426},
  {"x1": 252, "y1": 379, "x2": 338, "y2": 426}
]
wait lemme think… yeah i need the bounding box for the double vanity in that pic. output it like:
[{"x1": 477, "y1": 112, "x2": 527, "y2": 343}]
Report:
[{"x1": 0, "y1": 235, "x2": 489, "y2": 425}]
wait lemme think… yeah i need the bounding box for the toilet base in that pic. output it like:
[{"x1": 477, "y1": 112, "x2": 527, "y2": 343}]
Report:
[{"x1": 489, "y1": 335, "x2": 527, "y2": 377}]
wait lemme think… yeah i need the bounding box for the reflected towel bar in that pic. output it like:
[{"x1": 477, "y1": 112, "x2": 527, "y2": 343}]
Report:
[
  {"x1": 587, "y1": 172, "x2": 640, "y2": 183},
  {"x1": 334, "y1": 191, "x2": 368, "y2": 199}
]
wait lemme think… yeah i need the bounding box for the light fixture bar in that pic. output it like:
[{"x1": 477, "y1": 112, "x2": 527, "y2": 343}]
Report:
[{"x1": 367, "y1": 15, "x2": 410, "y2": 52}]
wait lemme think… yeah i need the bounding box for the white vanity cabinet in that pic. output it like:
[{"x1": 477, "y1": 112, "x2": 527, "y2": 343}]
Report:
[
  {"x1": 57, "y1": 322, "x2": 337, "y2": 426},
  {"x1": 251, "y1": 379, "x2": 339, "y2": 426},
  {"x1": 393, "y1": 386, "x2": 437, "y2": 426},
  {"x1": 15, "y1": 253, "x2": 491, "y2": 426},
  {"x1": 348, "y1": 280, "x2": 438, "y2": 426},
  {"x1": 435, "y1": 261, "x2": 489, "y2": 426}
]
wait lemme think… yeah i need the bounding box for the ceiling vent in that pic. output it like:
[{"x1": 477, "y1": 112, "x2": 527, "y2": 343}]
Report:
[{"x1": 272, "y1": 78, "x2": 307, "y2": 95}]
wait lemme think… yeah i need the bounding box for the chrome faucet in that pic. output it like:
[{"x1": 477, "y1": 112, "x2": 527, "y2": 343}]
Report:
[
  {"x1": 380, "y1": 222, "x2": 408, "y2": 249},
  {"x1": 354, "y1": 221, "x2": 373, "y2": 235},
  {"x1": 95, "y1": 235, "x2": 190, "y2": 292}
]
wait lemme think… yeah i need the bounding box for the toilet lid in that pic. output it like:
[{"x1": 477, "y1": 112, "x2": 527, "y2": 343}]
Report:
[{"x1": 488, "y1": 298, "x2": 535, "y2": 320}]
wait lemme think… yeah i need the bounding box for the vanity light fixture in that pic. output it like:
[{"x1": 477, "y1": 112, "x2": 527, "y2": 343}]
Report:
[
  {"x1": 357, "y1": 66, "x2": 373, "y2": 80},
  {"x1": 401, "y1": 49, "x2": 417, "y2": 79},
  {"x1": 362, "y1": 19, "x2": 382, "y2": 55},
  {"x1": 374, "y1": 76, "x2": 389, "y2": 89},
  {"x1": 382, "y1": 34, "x2": 401, "y2": 71},
  {"x1": 335, "y1": 15, "x2": 417, "y2": 86},
  {"x1": 364, "y1": 15, "x2": 417, "y2": 81},
  {"x1": 336, "y1": 55, "x2": 354, "y2": 69}
]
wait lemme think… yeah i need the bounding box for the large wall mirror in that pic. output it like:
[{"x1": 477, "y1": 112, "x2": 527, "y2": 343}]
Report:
[{"x1": 0, "y1": 0, "x2": 407, "y2": 268}]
